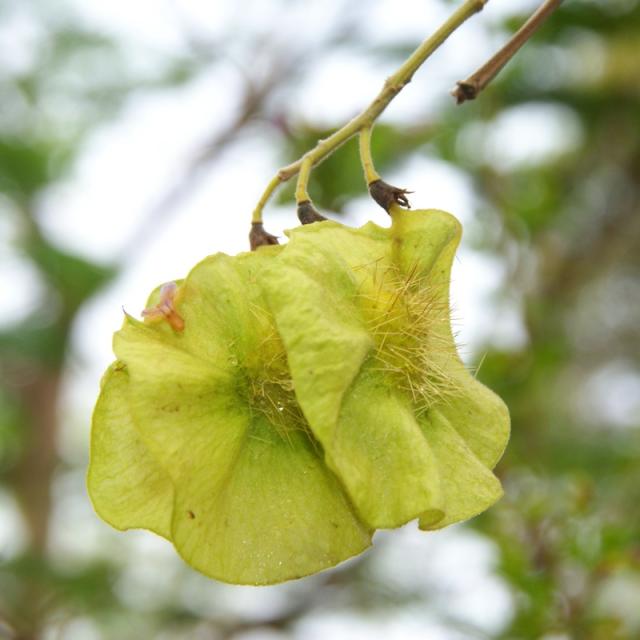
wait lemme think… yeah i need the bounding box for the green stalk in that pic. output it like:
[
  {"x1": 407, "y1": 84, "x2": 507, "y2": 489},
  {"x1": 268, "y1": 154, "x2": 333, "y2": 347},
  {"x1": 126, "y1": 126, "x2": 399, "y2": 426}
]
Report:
[{"x1": 251, "y1": 0, "x2": 488, "y2": 226}]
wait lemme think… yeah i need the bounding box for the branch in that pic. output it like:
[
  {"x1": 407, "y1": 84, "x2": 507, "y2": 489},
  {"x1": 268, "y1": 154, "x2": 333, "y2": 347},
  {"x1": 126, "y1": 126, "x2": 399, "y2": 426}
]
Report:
[
  {"x1": 452, "y1": 0, "x2": 564, "y2": 104},
  {"x1": 250, "y1": 0, "x2": 489, "y2": 230},
  {"x1": 358, "y1": 126, "x2": 380, "y2": 184}
]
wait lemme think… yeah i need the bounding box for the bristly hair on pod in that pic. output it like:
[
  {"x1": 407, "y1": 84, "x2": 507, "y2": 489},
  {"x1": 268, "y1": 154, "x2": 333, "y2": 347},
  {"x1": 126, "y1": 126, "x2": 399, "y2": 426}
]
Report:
[
  {"x1": 354, "y1": 259, "x2": 462, "y2": 415},
  {"x1": 243, "y1": 301, "x2": 312, "y2": 446}
]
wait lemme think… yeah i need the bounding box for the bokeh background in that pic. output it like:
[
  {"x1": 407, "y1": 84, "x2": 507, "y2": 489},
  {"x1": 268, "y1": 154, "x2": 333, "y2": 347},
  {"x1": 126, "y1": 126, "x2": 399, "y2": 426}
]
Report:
[{"x1": 1, "y1": 0, "x2": 639, "y2": 638}]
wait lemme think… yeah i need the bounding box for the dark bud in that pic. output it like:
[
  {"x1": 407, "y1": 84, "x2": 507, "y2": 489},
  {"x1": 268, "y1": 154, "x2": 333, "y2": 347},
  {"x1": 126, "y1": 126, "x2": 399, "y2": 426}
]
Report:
[
  {"x1": 369, "y1": 179, "x2": 412, "y2": 213},
  {"x1": 249, "y1": 222, "x2": 279, "y2": 251},
  {"x1": 451, "y1": 80, "x2": 478, "y2": 105},
  {"x1": 297, "y1": 200, "x2": 327, "y2": 225}
]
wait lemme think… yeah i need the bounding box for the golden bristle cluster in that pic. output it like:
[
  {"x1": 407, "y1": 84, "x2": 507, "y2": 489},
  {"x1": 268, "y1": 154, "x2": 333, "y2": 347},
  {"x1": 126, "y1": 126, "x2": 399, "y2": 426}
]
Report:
[
  {"x1": 355, "y1": 260, "x2": 462, "y2": 415},
  {"x1": 239, "y1": 254, "x2": 464, "y2": 440},
  {"x1": 245, "y1": 302, "x2": 309, "y2": 443}
]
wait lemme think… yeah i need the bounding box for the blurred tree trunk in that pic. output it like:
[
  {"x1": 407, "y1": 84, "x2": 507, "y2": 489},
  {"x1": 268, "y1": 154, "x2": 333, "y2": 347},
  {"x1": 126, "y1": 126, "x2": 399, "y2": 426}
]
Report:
[
  {"x1": 13, "y1": 371, "x2": 61, "y2": 550},
  {"x1": 8, "y1": 367, "x2": 62, "y2": 640}
]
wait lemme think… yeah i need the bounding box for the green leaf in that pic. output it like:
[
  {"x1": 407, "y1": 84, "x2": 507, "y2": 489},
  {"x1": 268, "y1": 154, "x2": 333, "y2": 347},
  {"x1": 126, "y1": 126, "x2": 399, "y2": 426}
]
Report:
[
  {"x1": 87, "y1": 363, "x2": 173, "y2": 539},
  {"x1": 99, "y1": 251, "x2": 371, "y2": 585},
  {"x1": 168, "y1": 412, "x2": 372, "y2": 585},
  {"x1": 389, "y1": 208, "x2": 510, "y2": 470},
  {"x1": 261, "y1": 220, "x2": 444, "y2": 528},
  {"x1": 0, "y1": 138, "x2": 73, "y2": 198},
  {"x1": 418, "y1": 410, "x2": 503, "y2": 530},
  {"x1": 90, "y1": 210, "x2": 509, "y2": 584},
  {"x1": 262, "y1": 210, "x2": 509, "y2": 529},
  {"x1": 25, "y1": 239, "x2": 116, "y2": 310}
]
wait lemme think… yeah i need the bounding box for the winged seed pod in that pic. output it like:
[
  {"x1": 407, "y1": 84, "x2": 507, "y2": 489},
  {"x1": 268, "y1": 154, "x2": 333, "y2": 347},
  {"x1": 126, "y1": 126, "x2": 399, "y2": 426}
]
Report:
[{"x1": 88, "y1": 208, "x2": 509, "y2": 585}]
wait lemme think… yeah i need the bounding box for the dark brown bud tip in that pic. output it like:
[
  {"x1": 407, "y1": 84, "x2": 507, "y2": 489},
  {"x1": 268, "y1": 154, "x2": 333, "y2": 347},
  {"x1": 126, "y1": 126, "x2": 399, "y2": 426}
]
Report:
[
  {"x1": 297, "y1": 200, "x2": 327, "y2": 225},
  {"x1": 451, "y1": 80, "x2": 478, "y2": 105},
  {"x1": 368, "y1": 179, "x2": 412, "y2": 213},
  {"x1": 249, "y1": 222, "x2": 279, "y2": 251}
]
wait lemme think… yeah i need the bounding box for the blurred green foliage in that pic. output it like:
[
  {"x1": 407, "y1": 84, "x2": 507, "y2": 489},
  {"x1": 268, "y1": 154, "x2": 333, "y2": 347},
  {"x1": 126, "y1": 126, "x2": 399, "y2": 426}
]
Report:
[{"x1": 1, "y1": 0, "x2": 639, "y2": 638}]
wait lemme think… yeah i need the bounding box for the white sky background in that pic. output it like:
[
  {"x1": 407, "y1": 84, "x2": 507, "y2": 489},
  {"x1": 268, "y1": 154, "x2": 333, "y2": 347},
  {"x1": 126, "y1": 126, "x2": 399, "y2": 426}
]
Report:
[{"x1": 0, "y1": 0, "x2": 567, "y2": 637}]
